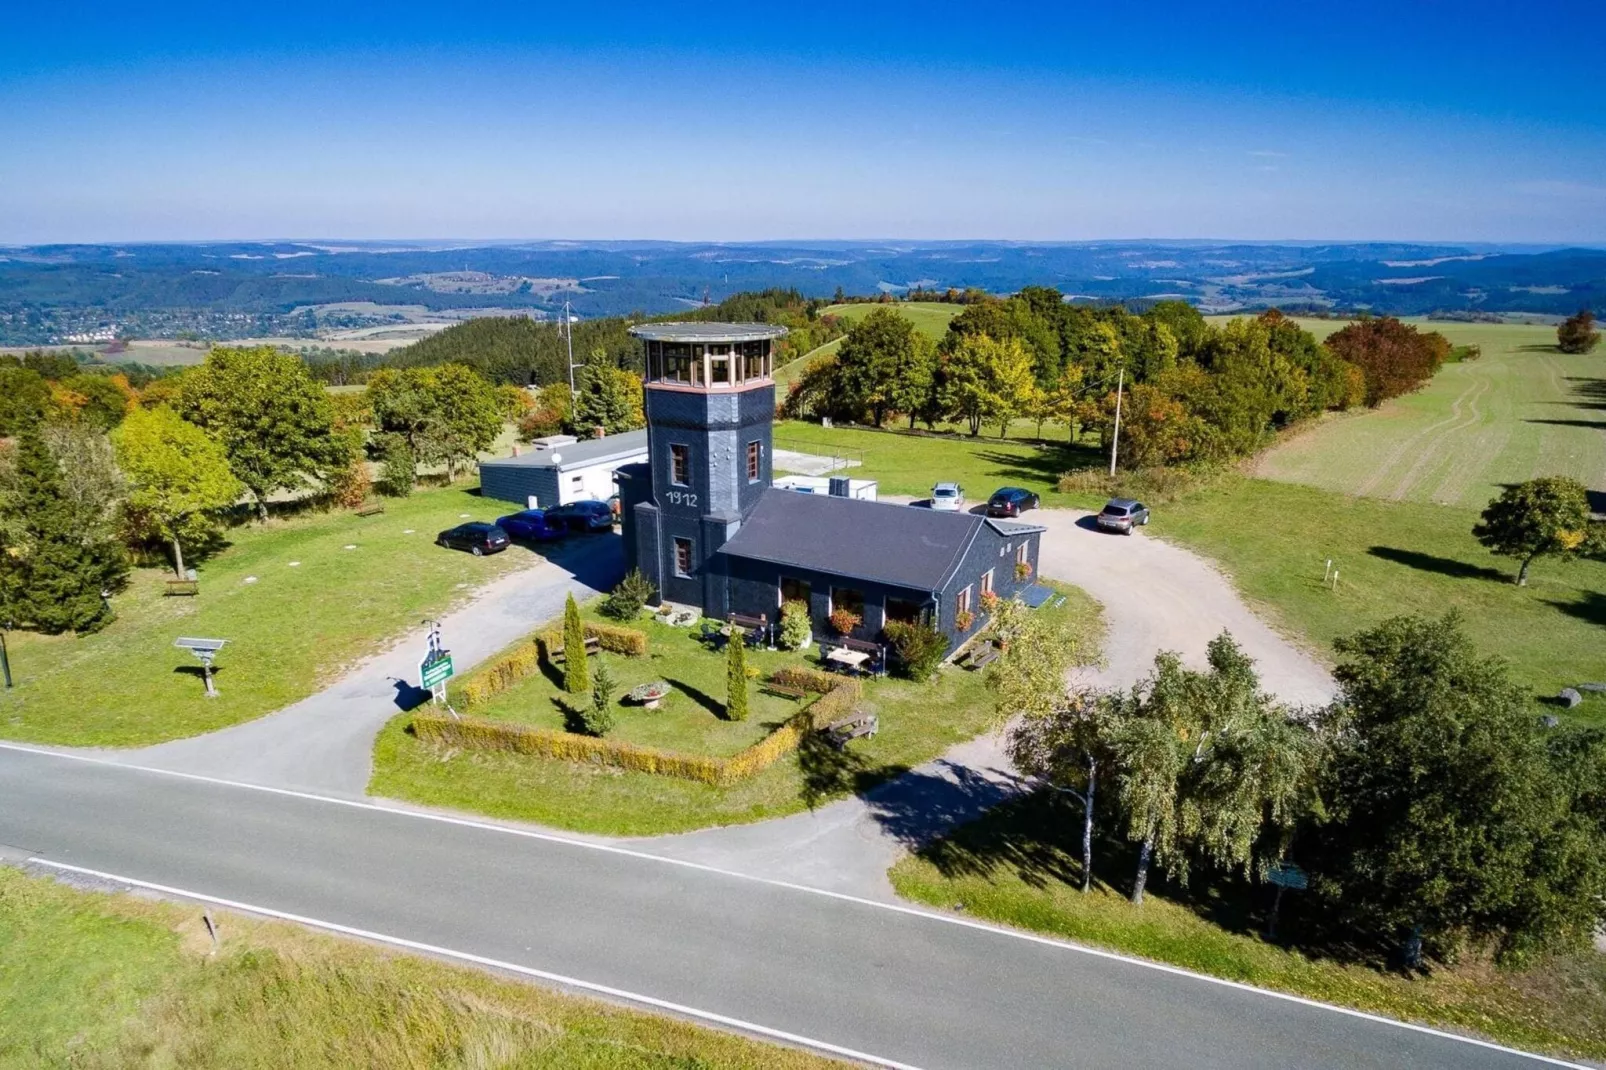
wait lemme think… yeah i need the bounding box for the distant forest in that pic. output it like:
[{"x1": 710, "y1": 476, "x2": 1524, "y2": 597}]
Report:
[{"x1": 301, "y1": 289, "x2": 847, "y2": 387}]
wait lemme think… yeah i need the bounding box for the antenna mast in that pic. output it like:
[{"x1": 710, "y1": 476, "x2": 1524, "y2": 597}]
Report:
[{"x1": 563, "y1": 299, "x2": 582, "y2": 398}]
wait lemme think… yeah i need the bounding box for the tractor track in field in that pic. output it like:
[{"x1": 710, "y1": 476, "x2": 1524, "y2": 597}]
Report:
[
  {"x1": 1385, "y1": 373, "x2": 1491, "y2": 501},
  {"x1": 1351, "y1": 372, "x2": 1486, "y2": 499}
]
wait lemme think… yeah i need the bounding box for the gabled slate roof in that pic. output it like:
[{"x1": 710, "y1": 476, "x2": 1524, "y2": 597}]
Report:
[
  {"x1": 478, "y1": 429, "x2": 648, "y2": 472},
  {"x1": 717, "y1": 488, "x2": 1030, "y2": 593}
]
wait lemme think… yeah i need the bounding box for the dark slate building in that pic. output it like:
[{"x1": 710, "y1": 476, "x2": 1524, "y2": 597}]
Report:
[{"x1": 618, "y1": 322, "x2": 1044, "y2": 656}]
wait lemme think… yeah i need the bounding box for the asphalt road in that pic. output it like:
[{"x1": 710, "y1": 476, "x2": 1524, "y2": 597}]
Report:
[{"x1": 0, "y1": 745, "x2": 1572, "y2": 1070}]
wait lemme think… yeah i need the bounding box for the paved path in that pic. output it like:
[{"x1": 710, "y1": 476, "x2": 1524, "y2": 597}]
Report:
[
  {"x1": 638, "y1": 508, "x2": 1335, "y2": 896},
  {"x1": 0, "y1": 745, "x2": 1563, "y2": 1070},
  {"x1": 106, "y1": 536, "x2": 623, "y2": 797}
]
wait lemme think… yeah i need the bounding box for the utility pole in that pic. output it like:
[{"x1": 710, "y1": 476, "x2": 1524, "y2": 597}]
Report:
[
  {"x1": 0, "y1": 622, "x2": 12, "y2": 689},
  {"x1": 1108, "y1": 364, "x2": 1125, "y2": 477},
  {"x1": 563, "y1": 299, "x2": 582, "y2": 400}
]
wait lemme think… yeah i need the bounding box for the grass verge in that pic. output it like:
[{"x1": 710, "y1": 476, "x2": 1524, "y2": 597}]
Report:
[
  {"x1": 1157, "y1": 474, "x2": 1606, "y2": 724},
  {"x1": 889, "y1": 792, "x2": 1606, "y2": 1062},
  {"x1": 0, "y1": 865, "x2": 850, "y2": 1069},
  {"x1": 0, "y1": 483, "x2": 535, "y2": 747},
  {"x1": 370, "y1": 583, "x2": 1102, "y2": 836}
]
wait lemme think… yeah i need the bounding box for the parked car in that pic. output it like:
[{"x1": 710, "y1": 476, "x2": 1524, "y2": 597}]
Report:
[
  {"x1": 436, "y1": 522, "x2": 511, "y2": 556},
  {"x1": 495, "y1": 508, "x2": 566, "y2": 542},
  {"x1": 930, "y1": 482, "x2": 965, "y2": 512},
  {"x1": 1096, "y1": 498, "x2": 1150, "y2": 534},
  {"x1": 544, "y1": 499, "x2": 616, "y2": 532},
  {"x1": 986, "y1": 486, "x2": 1041, "y2": 517}
]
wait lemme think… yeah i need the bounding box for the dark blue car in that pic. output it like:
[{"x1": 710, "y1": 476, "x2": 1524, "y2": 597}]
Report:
[
  {"x1": 495, "y1": 509, "x2": 566, "y2": 542},
  {"x1": 544, "y1": 499, "x2": 616, "y2": 532}
]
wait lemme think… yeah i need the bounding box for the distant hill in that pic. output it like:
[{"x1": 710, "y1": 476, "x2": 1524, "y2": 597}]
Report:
[{"x1": 1, "y1": 240, "x2": 1601, "y2": 346}]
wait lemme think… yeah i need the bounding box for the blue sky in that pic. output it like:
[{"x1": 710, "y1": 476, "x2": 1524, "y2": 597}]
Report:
[{"x1": 2, "y1": 1, "x2": 1602, "y2": 244}]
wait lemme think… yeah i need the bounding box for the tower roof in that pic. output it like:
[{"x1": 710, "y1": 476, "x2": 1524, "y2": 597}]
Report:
[{"x1": 628, "y1": 322, "x2": 789, "y2": 343}]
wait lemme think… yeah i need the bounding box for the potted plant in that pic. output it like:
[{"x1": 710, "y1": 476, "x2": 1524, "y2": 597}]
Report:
[
  {"x1": 979, "y1": 590, "x2": 1001, "y2": 614},
  {"x1": 954, "y1": 608, "x2": 975, "y2": 632},
  {"x1": 1015, "y1": 560, "x2": 1033, "y2": 581},
  {"x1": 829, "y1": 607, "x2": 862, "y2": 636},
  {"x1": 628, "y1": 681, "x2": 672, "y2": 710}
]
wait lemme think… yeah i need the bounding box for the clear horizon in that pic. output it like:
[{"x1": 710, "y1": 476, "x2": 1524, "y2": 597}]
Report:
[{"x1": 3, "y1": 1, "x2": 1602, "y2": 246}]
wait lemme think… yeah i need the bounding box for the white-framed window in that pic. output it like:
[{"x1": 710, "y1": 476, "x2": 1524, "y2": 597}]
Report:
[
  {"x1": 955, "y1": 585, "x2": 972, "y2": 619},
  {"x1": 746, "y1": 441, "x2": 762, "y2": 482},
  {"x1": 670, "y1": 444, "x2": 690, "y2": 486},
  {"x1": 1016, "y1": 542, "x2": 1029, "y2": 566},
  {"x1": 980, "y1": 569, "x2": 994, "y2": 598}
]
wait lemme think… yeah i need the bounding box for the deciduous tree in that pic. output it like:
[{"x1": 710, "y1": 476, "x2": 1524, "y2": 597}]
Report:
[
  {"x1": 176, "y1": 346, "x2": 349, "y2": 521},
  {"x1": 1557, "y1": 310, "x2": 1600, "y2": 355},
  {"x1": 113, "y1": 406, "x2": 242, "y2": 579},
  {"x1": 1472, "y1": 476, "x2": 1595, "y2": 586}
]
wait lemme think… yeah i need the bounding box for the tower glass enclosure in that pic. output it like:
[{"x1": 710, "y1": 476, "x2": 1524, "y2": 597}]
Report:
[{"x1": 621, "y1": 322, "x2": 789, "y2": 615}]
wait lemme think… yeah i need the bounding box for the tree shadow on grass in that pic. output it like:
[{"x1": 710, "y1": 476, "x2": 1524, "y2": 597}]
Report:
[
  {"x1": 972, "y1": 446, "x2": 1097, "y2": 489},
  {"x1": 1367, "y1": 546, "x2": 1510, "y2": 583},
  {"x1": 1524, "y1": 418, "x2": 1606, "y2": 430},
  {"x1": 1545, "y1": 590, "x2": 1606, "y2": 630},
  {"x1": 663, "y1": 677, "x2": 725, "y2": 720}
]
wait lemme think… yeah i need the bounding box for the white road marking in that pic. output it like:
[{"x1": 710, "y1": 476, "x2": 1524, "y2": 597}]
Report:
[
  {"x1": 0, "y1": 740, "x2": 1588, "y2": 1068},
  {"x1": 25, "y1": 858, "x2": 923, "y2": 1070}
]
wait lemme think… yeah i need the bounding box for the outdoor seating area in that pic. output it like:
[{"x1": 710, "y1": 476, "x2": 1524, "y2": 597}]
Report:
[
  {"x1": 958, "y1": 640, "x2": 999, "y2": 671},
  {"x1": 820, "y1": 636, "x2": 885, "y2": 677}
]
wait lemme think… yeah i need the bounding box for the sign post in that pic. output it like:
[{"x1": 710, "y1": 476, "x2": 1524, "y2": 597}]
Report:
[
  {"x1": 1264, "y1": 862, "x2": 1308, "y2": 939},
  {"x1": 418, "y1": 619, "x2": 457, "y2": 716},
  {"x1": 174, "y1": 637, "x2": 228, "y2": 698}
]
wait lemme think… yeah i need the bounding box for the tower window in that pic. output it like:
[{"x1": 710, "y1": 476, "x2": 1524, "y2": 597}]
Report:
[
  {"x1": 673, "y1": 538, "x2": 693, "y2": 578},
  {"x1": 670, "y1": 444, "x2": 689, "y2": 486},
  {"x1": 746, "y1": 441, "x2": 761, "y2": 482}
]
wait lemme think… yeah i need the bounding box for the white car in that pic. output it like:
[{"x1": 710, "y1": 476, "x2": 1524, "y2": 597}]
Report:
[{"x1": 930, "y1": 482, "x2": 965, "y2": 512}]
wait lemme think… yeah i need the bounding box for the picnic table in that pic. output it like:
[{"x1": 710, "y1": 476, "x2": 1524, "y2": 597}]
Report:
[{"x1": 824, "y1": 647, "x2": 871, "y2": 674}]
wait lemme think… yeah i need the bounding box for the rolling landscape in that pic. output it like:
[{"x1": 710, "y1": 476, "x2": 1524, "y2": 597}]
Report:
[{"x1": 7, "y1": 3, "x2": 1606, "y2": 1069}]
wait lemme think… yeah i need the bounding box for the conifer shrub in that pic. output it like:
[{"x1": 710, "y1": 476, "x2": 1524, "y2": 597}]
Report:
[{"x1": 562, "y1": 594, "x2": 590, "y2": 695}]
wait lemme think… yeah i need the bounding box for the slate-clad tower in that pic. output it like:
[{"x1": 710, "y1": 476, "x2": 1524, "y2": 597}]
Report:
[{"x1": 618, "y1": 322, "x2": 788, "y2": 616}]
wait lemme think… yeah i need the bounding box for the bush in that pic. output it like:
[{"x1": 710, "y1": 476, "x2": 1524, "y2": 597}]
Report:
[
  {"x1": 884, "y1": 619, "x2": 947, "y2": 680},
  {"x1": 1056, "y1": 465, "x2": 1215, "y2": 504},
  {"x1": 769, "y1": 665, "x2": 840, "y2": 694},
  {"x1": 1557, "y1": 310, "x2": 1600, "y2": 355},
  {"x1": 328, "y1": 457, "x2": 370, "y2": 509},
  {"x1": 373, "y1": 434, "x2": 416, "y2": 498},
  {"x1": 779, "y1": 599, "x2": 812, "y2": 650},
  {"x1": 601, "y1": 569, "x2": 656, "y2": 621},
  {"x1": 1014, "y1": 560, "x2": 1033, "y2": 581}
]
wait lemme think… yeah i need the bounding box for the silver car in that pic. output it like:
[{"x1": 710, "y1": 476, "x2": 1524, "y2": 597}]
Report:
[
  {"x1": 1096, "y1": 498, "x2": 1150, "y2": 534},
  {"x1": 930, "y1": 482, "x2": 965, "y2": 512}
]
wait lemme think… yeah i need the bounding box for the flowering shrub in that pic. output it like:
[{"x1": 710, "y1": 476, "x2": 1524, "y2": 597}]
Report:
[
  {"x1": 1015, "y1": 560, "x2": 1033, "y2": 581},
  {"x1": 829, "y1": 607, "x2": 862, "y2": 636},
  {"x1": 954, "y1": 609, "x2": 975, "y2": 632}
]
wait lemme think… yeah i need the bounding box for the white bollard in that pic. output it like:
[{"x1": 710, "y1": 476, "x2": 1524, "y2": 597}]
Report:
[{"x1": 1324, "y1": 558, "x2": 1332, "y2": 581}]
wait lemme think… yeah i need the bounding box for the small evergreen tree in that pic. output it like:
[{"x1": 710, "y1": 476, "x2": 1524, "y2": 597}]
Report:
[
  {"x1": 726, "y1": 626, "x2": 749, "y2": 721},
  {"x1": 562, "y1": 594, "x2": 590, "y2": 694},
  {"x1": 580, "y1": 657, "x2": 617, "y2": 736},
  {"x1": 0, "y1": 428, "x2": 128, "y2": 634},
  {"x1": 1557, "y1": 310, "x2": 1600, "y2": 355},
  {"x1": 601, "y1": 568, "x2": 655, "y2": 620}
]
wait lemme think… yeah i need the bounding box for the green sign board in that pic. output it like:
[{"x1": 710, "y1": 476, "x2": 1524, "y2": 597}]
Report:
[{"x1": 420, "y1": 654, "x2": 454, "y2": 689}]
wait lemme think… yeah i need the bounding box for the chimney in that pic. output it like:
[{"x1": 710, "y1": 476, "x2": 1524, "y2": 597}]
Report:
[
  {"x1": 593, "y1": 426, "x2": 606, "y2": 440},
  {"x1": 511, "y1": 444, "x2": 521, "y2": 457}
]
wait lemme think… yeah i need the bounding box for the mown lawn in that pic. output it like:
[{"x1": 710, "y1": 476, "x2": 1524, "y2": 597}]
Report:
[
  {"x1": 890, "y1": 792, "x2": 1606, "y2": 1062},
  {"x1": 1156, "y1": 475, "x2": 1606, "y2": 724},
  {"x1": 470, "y1": 610, "x2": 808, "y2": 757},
  {"x1": 820, "y1": 301, "x2": 962, "y2": 340},
  {"x1": 370, "y1": 584, "x2": 1102, "y2": 836},
  {"x1": 0, "y1": 866, "x2": 850, "y2": 1069},
  {"x1": 772, "y1": 419, "x2": 1101, "y2": 506},
  {"x1": 0, "y1": 483, "x2": 537, "y2": 747}
]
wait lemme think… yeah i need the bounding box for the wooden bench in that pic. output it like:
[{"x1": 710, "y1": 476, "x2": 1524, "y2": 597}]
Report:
[
  {"x1": 728, "y1": 613, "x2": 770, "y2": 646},
  {"x1": 826, "y1": 711, "x2": 879, "y2": 749},
  {"x1": 355, "y1": 502, "x2": 386, "y2": 517},
  {"x1": 164, "y1": 579, "x2": 200, "y2": 597},
  {"x1": 548, "y1": 635, "x2": 601, "y2": 663},
  {"x1": 961, "y1": 641, "x2": 999, "y2": 671},
  {"x1": 761, "y1": 679, "x2": 808, "y2": 700}
]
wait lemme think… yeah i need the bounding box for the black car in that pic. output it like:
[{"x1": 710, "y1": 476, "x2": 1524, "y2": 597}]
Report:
[
  {"x1": 436, "y1": 522, "x2": 511, "y2": 556},
  {"x1": 986, "y1": 486, "x2": 1041, "y2": 517},
  {"x1": 544, "y1": 499, "x2": 616, "y2": 532}
]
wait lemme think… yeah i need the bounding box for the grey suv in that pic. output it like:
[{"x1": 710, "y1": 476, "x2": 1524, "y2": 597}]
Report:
[{"x1": 1096, "y1": 498, "x2": 1150, "y2": 534}]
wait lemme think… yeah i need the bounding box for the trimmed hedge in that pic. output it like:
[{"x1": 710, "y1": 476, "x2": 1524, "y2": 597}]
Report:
[
  {"x1": 537, "y1": 620, "x2": 649, "y2": 659},
  {"x1": 415, "y1": 675, "x2": 862, "y2": 787},
  {"x1": 768, "y1": 665, "x2": 841, "y2": 694},
  {"x1": 456, "y1": 640, "x2": 542, "y2": 709}
]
